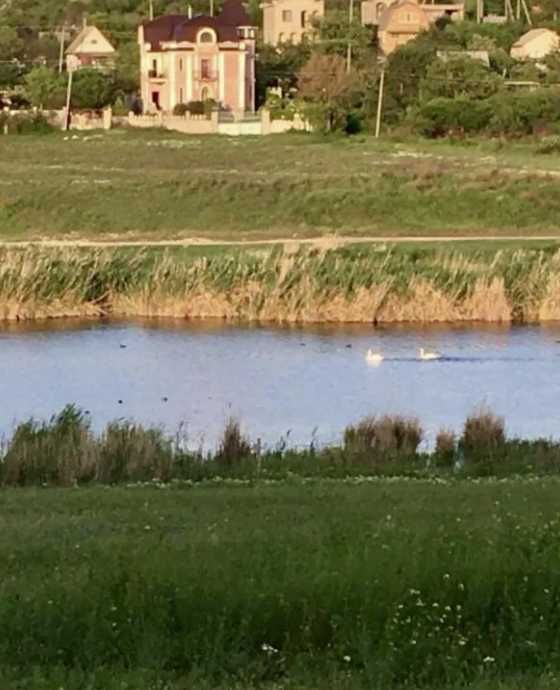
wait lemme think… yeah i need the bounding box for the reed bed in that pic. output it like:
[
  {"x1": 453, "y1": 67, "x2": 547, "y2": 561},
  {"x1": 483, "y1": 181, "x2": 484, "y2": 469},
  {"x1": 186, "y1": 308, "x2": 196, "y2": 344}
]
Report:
[
  {"x1": 3, "y1": 243, "x2": 560, "y2": 324},
  {"x1": 2, "y1": 406, "x2": 560, "y2": 487}
]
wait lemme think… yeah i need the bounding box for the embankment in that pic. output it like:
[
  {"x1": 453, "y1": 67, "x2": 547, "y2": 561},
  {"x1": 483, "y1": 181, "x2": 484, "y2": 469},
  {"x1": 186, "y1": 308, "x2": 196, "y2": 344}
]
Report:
[{"x1": 3, "y1": 243, "x2": 560, "y2": 323}]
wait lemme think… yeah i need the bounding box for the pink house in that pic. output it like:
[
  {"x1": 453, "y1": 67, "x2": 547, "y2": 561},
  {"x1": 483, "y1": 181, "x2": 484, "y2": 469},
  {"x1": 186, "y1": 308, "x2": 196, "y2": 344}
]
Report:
[{"x1": 138, "y1": 0, "x2": 256, "y2": 115}]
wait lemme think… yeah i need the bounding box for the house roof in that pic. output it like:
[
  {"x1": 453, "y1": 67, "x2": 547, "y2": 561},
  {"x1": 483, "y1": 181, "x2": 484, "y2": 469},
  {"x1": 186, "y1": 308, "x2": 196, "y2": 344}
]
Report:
[
  {"x1": 512, "y1": 27, "x2": 557, "y2": 47},
  {"x1": 142, "y1": 0, "x2": 254, "y2": 49},
  {"x1": 66, "y1": 25, "x2": 116, "y2": 56}
]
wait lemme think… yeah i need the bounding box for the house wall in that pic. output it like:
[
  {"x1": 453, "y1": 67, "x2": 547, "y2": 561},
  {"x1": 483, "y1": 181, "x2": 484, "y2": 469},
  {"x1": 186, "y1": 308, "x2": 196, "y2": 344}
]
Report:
[
  {"x1": 375, "y1": 0, "x2": 462, "y2": 53},
  {"x1": 378, "y1": 3, "x2": 430, "y2": 54},
  {"x1": 261, "y1": 0, "x2": 324, "y2": 45},
  {"x1": 139, "y1": 34, "x2": 255, "y2": 114}
]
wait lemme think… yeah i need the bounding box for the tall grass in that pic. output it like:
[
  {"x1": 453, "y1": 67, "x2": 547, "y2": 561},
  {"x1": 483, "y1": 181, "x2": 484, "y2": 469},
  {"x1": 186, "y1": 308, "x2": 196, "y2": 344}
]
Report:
[
  {"x1": 4, "y1": 475, "x2": 560, "y2": 688},
  {"x1": 3, "y1": 244, "x2": 560, "y2": 323},
  {"x1": 2, "y1": 407, "x2": 560, "y2": 486}
]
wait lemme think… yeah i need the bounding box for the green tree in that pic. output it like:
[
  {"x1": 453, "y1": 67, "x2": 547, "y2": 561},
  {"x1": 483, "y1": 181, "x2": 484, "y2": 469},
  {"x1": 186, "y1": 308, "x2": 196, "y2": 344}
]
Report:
[
  {"x1": 24, "y1": 66, "x2": 66, "y2": 109},
  {"x1": 420, "y1": 55, "x2": 503, "y2": 101},
  {"x1": 114, "y1": 41, "x2": 140, "y2": 94},
  {"x1": 255, "y1": 42, "x2": 311, "y2": 107},
  {"x1": 297, "y1": 52, "x2": 365, "y2": 132},
  {"x1": 0, "y1": 26, "x2": 23, "y2": 61},
  {"x1": 315, "y1": 10, "x2": 377, "y2": 68},
  {"x1": 72, "y1": 69, "x2": 115, "y2": 109}
]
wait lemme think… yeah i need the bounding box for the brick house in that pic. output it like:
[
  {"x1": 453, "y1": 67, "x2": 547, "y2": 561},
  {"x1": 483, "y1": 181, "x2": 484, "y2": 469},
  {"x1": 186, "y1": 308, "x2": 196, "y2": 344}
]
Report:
[{"x1": 138, "y1": 0, "x2": 256, "y2": 115}]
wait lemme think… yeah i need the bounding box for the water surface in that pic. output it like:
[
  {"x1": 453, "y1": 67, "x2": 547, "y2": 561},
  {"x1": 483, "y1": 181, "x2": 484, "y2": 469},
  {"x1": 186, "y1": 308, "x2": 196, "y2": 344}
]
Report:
[{"x1": 3, "y1": 319, "x2": 560, "y2": 449}]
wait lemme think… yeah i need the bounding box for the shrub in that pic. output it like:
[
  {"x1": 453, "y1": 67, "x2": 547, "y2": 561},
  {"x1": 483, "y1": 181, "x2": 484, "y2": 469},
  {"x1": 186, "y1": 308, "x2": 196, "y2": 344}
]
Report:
[
  {"x1": 434, "y1": 428, "x2": 456, "y2": 468},
  {"x1": 344, "y1": 415, "x2": 422, "y2": 456},
  {"x1": 96, "y1": 421, "x2": 173, "y2": 483},
  {"x1": 1, "y1": 405, "x2": 94, "y2": 486},
  {"x1": 461, "y1": 408, "x2": 505, "y2": 459},
  {"x1": 203, "y1": 98, "x2": 217, "y2": 115},
  {"x1": 173, "y1": 103, "x2": 189, "y2": 116},
  {"x1": 536, "y1": 136, "x2": 560, "y2": 154},
  {"x1": 0, "y1": 111, "x2": 54, "y2": 135},
  {"x1": 416, "y1": 97, "x2": 492, "y2": 137},
  {"x1": 186, "y1": 100, "x2": 205, "y2": 115},
  {"x1": 215, "y1": 418, "x2": 252, "y2": 468}
]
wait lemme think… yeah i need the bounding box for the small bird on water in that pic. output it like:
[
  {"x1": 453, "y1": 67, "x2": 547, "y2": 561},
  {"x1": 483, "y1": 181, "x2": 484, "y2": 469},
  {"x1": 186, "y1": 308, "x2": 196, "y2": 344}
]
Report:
[
  {"x1": 419, "y1": 347, "x2": 442, "y2": 361},
  {"x1": 366, "y1": 349, "x2": 384, "y2": 365}
]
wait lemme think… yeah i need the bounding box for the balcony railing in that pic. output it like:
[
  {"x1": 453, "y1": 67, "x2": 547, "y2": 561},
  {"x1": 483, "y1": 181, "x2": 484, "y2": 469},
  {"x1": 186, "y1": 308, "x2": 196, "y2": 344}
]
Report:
[
  {"x1": 148, "y1": 69, "x2": 166, "y2": 79},
  {"x1": 194, "y1": 70, "x2": 218, "y2": 82}
]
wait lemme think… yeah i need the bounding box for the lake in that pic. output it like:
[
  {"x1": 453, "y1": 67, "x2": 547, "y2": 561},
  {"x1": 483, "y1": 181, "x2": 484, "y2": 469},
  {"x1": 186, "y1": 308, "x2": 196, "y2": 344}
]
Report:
[{"x1": 3, "y1": 318, "x2": 560, "y2": 449}]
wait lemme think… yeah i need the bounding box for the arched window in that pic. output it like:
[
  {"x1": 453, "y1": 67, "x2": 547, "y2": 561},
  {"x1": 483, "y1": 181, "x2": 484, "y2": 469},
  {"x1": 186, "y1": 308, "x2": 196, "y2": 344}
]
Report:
[
  {"x1": 198, "y1": 29, "x2": 215, "y2": 43},
  {"x1": 376, "y1": 2, "x2": 384, "y2": 18}
]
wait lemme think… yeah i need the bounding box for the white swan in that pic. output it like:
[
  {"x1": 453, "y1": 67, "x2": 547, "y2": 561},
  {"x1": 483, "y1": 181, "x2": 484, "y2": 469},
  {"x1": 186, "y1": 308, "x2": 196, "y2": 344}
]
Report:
[
  {"x1": 419, "y1": 347, "x2": 441, "y2": 361},
  {"x1": 366, "y1": 349, "x2": 384, "y2": 365}
]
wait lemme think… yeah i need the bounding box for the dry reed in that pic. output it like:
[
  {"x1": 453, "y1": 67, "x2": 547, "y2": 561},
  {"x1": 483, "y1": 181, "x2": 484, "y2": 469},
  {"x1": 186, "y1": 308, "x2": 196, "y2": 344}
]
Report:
[{"x1": 3, "y1": 245, "x2": 560, "y2": 324}]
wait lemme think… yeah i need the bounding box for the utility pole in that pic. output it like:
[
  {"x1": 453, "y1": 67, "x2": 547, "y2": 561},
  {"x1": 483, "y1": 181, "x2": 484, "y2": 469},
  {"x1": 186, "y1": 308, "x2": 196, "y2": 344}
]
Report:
[
  {"x1": 58, "y1": 24, "x2": 66, "y2": 73},
  {"x1": 149, "y1": 0, "x2": 154, "y2": 20},
  {"x1": 476, "y1": 0, "x2": 483, "y2": 23},
  {"x1": 64, "y1": 69, "x2": 73, "y2": 132},
  {"x1": 375, "y1": 68, "x2": 385, "y2": 138},
  {"x1": 210, "y1": 0, "x2": 214, "y2": 16},
  {"x1": 346, "y1": 0, "x2": 354, "y2": 73},
  {"x1": 520, "y1": 0, "x2": 532, "y2": 24}
]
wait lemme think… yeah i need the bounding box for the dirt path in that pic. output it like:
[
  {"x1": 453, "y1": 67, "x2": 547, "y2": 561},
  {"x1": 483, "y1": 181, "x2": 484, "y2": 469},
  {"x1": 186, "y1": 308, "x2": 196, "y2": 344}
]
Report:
[{"x1": 2, "y1": 234, "x2": 560, "y2": 249}]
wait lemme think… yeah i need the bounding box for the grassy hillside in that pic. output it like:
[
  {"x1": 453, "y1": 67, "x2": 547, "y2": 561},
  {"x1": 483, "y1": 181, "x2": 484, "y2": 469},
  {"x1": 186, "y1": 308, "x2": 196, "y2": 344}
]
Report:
[{"x1": 2, "y1": 131, "x2": 560, "y2": 241}]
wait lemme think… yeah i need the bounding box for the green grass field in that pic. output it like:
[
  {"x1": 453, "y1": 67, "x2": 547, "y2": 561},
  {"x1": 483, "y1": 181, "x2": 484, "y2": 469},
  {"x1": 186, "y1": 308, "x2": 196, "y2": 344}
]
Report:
[
  {"x1": 3, "y1": 479, "x2": 560, "y2": 690},
  {"x1": 2, "y1": 130, "x2": 560, "y2": 241}
]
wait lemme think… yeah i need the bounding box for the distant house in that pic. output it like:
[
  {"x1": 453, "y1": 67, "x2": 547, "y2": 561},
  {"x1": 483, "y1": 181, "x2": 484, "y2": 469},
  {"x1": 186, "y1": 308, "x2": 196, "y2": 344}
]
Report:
[
  {"x1": 66, "y1": 25, "x2": 116, "y2": 72},
  {"x1": 261, "y1": 0, "x2": 324, "y2": 45},
  {"x1": 363, "y1": 0, "x2": 463, "y2": 54},
  {"x1": 139, "y1": 0, "x2": 257, "y2": 115},
  {"x1": 511, "y1": 28, "x2": 559, "y2": 60}
]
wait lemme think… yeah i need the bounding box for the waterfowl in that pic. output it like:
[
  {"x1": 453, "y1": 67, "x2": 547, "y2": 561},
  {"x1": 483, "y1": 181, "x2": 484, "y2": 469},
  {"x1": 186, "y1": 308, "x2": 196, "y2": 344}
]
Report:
[
  {"x1": 419, "y1": 347, "x2": 442, "y2": 361},
  {"x1": 366, "y1": 349, "x2": 384, "y2": 364}
]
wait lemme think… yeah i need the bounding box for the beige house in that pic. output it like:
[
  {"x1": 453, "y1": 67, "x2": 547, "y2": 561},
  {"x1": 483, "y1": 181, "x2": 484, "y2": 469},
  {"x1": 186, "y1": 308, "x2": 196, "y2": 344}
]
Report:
[
  {"x1": 139, "y1": 0, "x2": 256, "y2": 115},
  {"x1": 371, "y1": 0, "x2": 463, "y2": 54},
  {"x1": 66, "y1": 25, "x2": 116, "y2": 72},
  {"x1": 511, "y1": 28, "x2": 559, "y2": 60},
  {"x1": 261, "y1": 0, "x2": 324, "y2": 45}
]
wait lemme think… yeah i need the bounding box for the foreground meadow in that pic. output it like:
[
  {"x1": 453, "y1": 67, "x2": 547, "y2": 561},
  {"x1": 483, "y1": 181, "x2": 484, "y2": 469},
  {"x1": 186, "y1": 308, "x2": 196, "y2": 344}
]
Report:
[
  {"x1": 3, "y1": 479, "x2": 560, "y2": 689},
  {"x1": 2, "y1": 131, "x2": 560, "y2": 241}
]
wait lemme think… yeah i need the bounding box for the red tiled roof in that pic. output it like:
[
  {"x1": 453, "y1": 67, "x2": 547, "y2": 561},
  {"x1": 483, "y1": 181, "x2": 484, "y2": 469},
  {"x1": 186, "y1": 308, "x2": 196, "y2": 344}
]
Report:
[{"x1": 143, "y1": 0, "x2": 253, "y2": 49}]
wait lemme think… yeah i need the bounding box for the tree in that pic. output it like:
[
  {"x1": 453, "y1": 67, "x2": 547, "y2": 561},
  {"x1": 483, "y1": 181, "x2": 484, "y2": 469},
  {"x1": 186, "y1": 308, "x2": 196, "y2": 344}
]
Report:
[
  {"x1": 0, "y1": 26, "x2": 23, "y2": 61},
  {"x1": 72, "y1": 69, "x2": 115, "y2": 109},
  {"x1": 297, "y1": 53, "x2": 364, "y2": 132},
  {"x1": 0, "y1": 62, "x2": 25, "y2": 89},
  {"x1": 315, "y1": 10, "x2": 377, "y2": 68},
  {"x1": 255, "y1": 42, "x2": 311, "y2": 107},
  {"x1": 420, "y1": 55, "x2": 503, "y2": 102},
  {"x1": 24, "y1": 67, "x2": 66, "y2": 109},
  {"x1": 114, "y1": 41, "x2": 140, "y2": 94}
]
